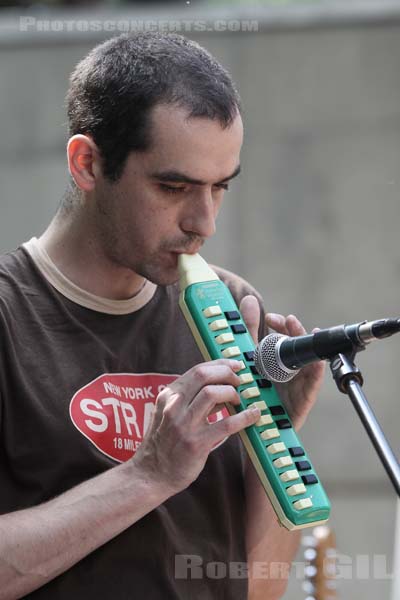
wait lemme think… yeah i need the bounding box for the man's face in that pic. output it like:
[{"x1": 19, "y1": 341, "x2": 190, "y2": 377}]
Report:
[{"x1": 93, "y1": 104, "x2": 243, "y2": 285}]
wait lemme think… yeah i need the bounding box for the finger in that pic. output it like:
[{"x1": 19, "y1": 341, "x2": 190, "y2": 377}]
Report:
[
  {"x1": 239, "y1": 295, "x2": 260, "y2": 344},
  {"x1": 305, "y1": 358, "x2": 326, "y2": 384},
  {"x1": 165, "y1": 360, "x2": 242, "y2": 411},
  {"x1": 207, "y1": 405, "x2": 261, "y2": 447},
  {"x1": 189, "y1": 384, "x2": 240, "y2": 423},
  {"x1": 286, "y1": 314, "x2": 307, "y2": 337},
  {"x1": 265, "y1": 312, "x2": 290, "y2": 336}
]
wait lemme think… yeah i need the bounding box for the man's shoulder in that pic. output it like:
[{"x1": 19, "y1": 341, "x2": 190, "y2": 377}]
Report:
[
  {"x1": 211, "y1": 264, "x2": 264, "y2": 306},
  {"x1": 0, "y1": 244, "x2": 27, "y2": 270},
  {"x1": 0, "y1": 245, "x2": 33, "y2": 302}
]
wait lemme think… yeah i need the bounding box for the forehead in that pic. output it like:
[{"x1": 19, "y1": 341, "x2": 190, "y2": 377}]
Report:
[{"x1": 141, "y1": 104, "x2": 243, "y2": 182}]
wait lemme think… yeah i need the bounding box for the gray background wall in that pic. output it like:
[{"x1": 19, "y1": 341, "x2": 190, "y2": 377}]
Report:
[{"x1": 1, "y1": 3, "x2": 399, "y2": 598}]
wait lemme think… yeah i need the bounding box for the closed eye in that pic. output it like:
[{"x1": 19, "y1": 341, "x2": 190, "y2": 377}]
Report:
[
  {"x1": 215, "y1": 183, "x2": 229, "y2": 191},
  {"x1": 159, "y1": 184, "x2": 186, "y2": 194},
  {"x1": 159, "y1": 183, "x2": 229, "y2": 194}
]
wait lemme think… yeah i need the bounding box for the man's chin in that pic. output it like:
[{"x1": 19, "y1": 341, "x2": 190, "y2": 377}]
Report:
[
  {"x1": 153, "y1": 272, "x2": 180, "y2": 287},
  {"x1": 141, "y1": 262, "x2": 180, "y2": 287}
]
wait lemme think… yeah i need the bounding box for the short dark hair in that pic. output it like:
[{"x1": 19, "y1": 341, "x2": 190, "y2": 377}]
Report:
[{"x1": 66, "y1": 32, "x2": 242, "y2": 183}]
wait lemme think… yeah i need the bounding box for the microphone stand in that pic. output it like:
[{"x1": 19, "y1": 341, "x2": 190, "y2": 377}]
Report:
[{"x1": 329, "y1": 351, "x2": 400, "y2": 497}]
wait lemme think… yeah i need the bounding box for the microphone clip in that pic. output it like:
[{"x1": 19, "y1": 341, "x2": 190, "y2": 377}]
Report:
[{"x1": 329, "y1": 350, "x2": 363, "y2": 394}]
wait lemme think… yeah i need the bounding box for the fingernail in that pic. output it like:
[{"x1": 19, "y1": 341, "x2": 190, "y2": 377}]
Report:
[{"x1": 231, "y1": 360, "x2": 243, "y2": 371}]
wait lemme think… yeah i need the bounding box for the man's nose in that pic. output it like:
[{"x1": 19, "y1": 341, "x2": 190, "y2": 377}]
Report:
[{"x1": 180, "y1": 190, "x2": 217, "y2": 239}]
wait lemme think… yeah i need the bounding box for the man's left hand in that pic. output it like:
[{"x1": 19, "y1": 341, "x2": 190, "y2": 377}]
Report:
[{"x1": 240, "y1": 295, "x2": 325, "y2": 431}]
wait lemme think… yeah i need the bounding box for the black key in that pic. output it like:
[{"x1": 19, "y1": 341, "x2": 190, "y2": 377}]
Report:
[
  {"x1": 258, "y1": 379, "x2": 272, "y2": 388},
  {"x1": 225, "y1": 311, "x2": 240, "y2": 320},
  {"x1": 231, "y1": 324, "x2": 246, "y2": 334},
  {"x1": 244, "y1": 351, "x2": 255, "y2": 361},
  {"x1": 289, "y1": 446, "x2": 305, "y2": 457},
  {"x1": 302, "y1": 474, "x2": 318, "y2": 485},
  {"x1": 295, "y1": 460, "x2": 311, "y2": 471},
  {"x1": 269, "y1": 405, "x2": 285, "y2": 416},
  {"x1": 276, "y1": 419, "x2": 291, "y2": 430},
  {"x1": 250, "y1": 365, "x2": 259, "y2": 375}
]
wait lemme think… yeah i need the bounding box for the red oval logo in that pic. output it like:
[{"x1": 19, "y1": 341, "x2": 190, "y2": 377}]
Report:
[{"x1": 70, "y1": 372, "x2": 229, "y2": 462}]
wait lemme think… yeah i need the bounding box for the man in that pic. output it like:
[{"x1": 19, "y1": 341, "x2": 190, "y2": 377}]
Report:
[{"x1": 0, "y1": 33, "x2": 324, "y2": 599}]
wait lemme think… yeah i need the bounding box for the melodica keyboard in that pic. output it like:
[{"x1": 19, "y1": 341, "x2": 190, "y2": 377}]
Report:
[{"x1": 178, "y1": 253, "x2": 330, "y2": 530}]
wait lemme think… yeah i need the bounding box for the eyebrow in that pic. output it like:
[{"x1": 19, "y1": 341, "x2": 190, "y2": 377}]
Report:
[{"x1": 149, "y1": 164, "x2": 241, "y2": 186}]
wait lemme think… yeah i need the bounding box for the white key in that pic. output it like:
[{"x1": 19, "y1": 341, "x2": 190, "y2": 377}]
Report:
[
  {"x1": 260, "y1": 428, "x2": 280, "y2": 440},
  {"x1": 203, "y1": 306, "x2": 222, "y2": 318},
  {"x1": 256, "y1": 414, "x2": 273, "y2": 426},
  {"x1": 221, "y1": 346, "x2": 241, "y2": 358},
  {"x1": 241, "y1": 387, "x2": 261, "y2": 400},
  {"x1": 247, "y1": 400, "x2": 267, "y2": 411},
  {"x1": 287, "y1": 483, "x2": 307, "y2": 497},
  {"x1": 280, "y1": 469, "x2": 300, "y2": 482},
  {"x1": 209, "y1": 319, "x2": 229, "y2": 331},
  {"x1": 273, "y1": 456, "x2": 293, "y2": 468},
  {"x1": 215, "y1": 333, "x2": 235, "y2": 345},
  {"x1": 267, "y1": 442, "x2": 286, "y2": 455},
  {"x1": 238, "y1": 372, "x2": 254, "y2": 385},
  {"x1": 293, "y1": 498, "x2": 313, "y2": 510}
]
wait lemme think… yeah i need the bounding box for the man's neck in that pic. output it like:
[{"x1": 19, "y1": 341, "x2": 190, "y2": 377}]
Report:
[{"x1": 39, "y1": 216, "x2": 147, "y2": 301}]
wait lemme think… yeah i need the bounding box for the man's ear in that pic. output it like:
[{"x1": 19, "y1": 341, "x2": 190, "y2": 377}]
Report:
[{"x1": 67, "y1": 134, "x2": 102, "y2": 192}]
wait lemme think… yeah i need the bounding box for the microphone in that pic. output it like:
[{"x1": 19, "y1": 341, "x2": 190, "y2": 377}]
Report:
[{"x1": 254, "y1": 318, "x2": 400, "y2": 383}]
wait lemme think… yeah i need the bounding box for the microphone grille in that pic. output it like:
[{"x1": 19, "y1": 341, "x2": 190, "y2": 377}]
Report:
[{"x1": 254, "y1": 333, "x2": 299, "y2": 383}]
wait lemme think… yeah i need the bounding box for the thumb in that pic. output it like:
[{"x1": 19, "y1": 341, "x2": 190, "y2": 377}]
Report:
[{"x1": 239, "y1": 295, "x2": 260, "y2": 344}]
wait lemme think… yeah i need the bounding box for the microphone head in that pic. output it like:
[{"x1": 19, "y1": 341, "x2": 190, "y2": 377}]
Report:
[{"x1": 254, "y1": 333, "x2": 300, "y2": 383}]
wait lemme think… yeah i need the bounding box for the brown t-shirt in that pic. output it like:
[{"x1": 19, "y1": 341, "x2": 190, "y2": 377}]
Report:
[{"x1": 0, "y1": 240, "x2": 265, "y2": 599}]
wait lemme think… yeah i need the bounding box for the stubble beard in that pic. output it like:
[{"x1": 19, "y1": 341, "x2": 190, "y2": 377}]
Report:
[{"x1": 94, "y1": 185, "x2": 204, "y2": 287}]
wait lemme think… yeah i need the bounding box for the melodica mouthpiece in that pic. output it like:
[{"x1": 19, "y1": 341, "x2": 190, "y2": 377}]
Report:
[{"x1": 178, "y1": 254, "x2": 219, "y2": 290}]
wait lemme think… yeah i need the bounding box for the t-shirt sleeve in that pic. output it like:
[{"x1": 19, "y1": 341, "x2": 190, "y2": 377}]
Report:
[
  {"x1": 212, "y1": 265, "x2": 268, "y2": 343},
  {"x1": 0, "y1": 312, "x2": 5, "y2": 431}
]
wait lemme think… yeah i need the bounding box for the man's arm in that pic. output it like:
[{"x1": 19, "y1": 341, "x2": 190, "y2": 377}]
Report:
[
  {"x1": 0, "y1": 459, "x2": 170, "y2": 600},
  {"x1": 0, "y1": 360, "x2": 261, "y2": 600}
]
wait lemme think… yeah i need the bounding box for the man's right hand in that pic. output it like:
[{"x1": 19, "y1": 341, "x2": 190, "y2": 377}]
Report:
[{"x1": 132, "y1": 359, "x2": 262, "y2": 495}]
